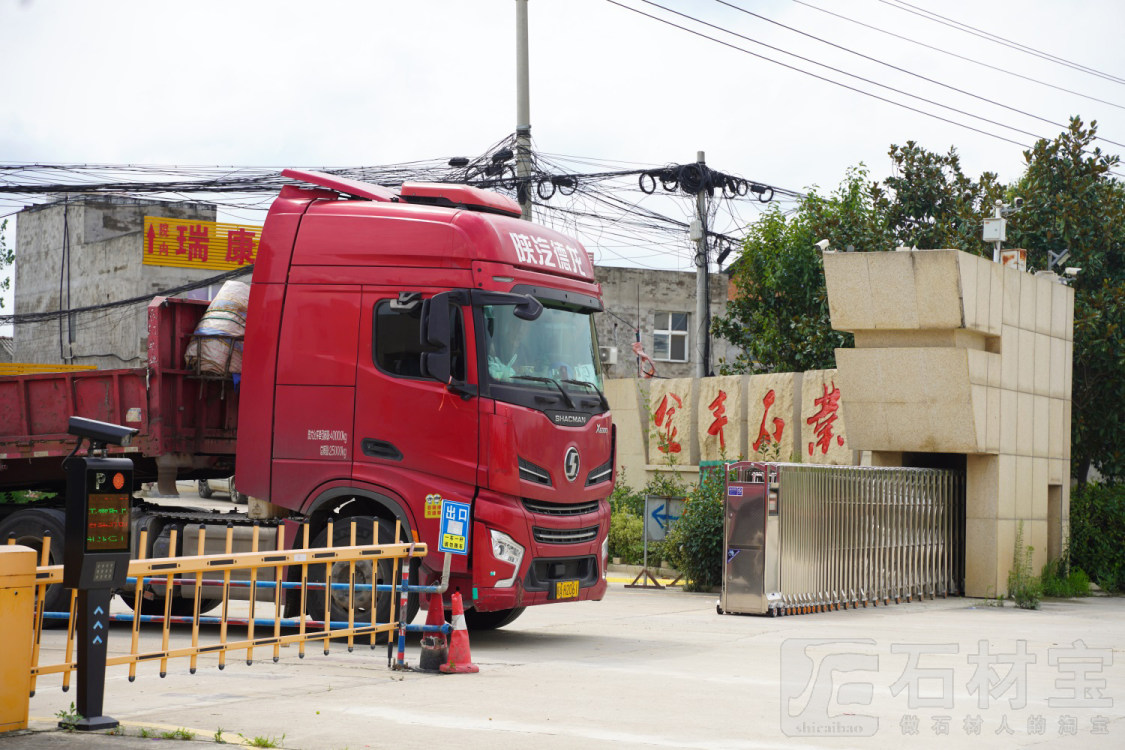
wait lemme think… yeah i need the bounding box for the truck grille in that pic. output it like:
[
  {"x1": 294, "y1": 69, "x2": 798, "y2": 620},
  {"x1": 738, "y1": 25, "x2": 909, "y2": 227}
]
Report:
[
  {"x1": 518, "y1": 457, "x2": 552, "y2": 486},
  {"x1": 523, "y1": 498, "x2": 600, "y2": 516},
  {"x1": 585, "y1": 459, "x2": 612, "y2": 486},
  {"x1": 532, "y1": 526, "x2": 600, "y2": 544}
]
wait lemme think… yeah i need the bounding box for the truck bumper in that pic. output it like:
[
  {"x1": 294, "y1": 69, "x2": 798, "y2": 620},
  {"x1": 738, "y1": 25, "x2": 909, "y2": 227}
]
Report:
[{"x1": 463, "y1": 490, "x2": 609, "y2": 613}]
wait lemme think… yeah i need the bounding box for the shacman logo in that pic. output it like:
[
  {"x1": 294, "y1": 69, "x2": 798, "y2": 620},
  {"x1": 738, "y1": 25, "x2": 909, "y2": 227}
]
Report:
[
  {"x1": 564, "y1": 447, "x2": 580, "y2": 482},
  {"x1": 553, "y1": 413, "x2": 588, "y2": 426}
]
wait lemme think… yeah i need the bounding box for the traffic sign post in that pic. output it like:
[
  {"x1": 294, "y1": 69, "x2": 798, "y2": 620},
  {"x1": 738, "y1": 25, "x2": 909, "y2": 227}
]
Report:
[
  {"x1": 61, "y1": 419, "x2": 136, "y2": 731},
  {"x1": 438, "y1": 499, "x2": 471, "y2": 556},
  {"x1": 625, "y1": 495, "x2": 684, "y2": 589}
]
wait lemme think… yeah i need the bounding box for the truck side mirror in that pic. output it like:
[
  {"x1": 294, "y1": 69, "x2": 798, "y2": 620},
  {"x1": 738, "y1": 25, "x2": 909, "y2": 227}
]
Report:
[
  {"x1": 513, "y1": 296, "x2": 543, "y2": 321},
  {"x1": 419, "y1": 293, "x2": 452, "y2": 384},
  {"x1": 471, "y1": 291, "x2": 543, "y2": 321}
]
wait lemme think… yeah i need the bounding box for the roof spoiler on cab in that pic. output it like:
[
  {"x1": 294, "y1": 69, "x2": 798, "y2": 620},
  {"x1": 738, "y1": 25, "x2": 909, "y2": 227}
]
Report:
[{"x1": 280, "y1": 169, "x2": 522, "y2": 218}]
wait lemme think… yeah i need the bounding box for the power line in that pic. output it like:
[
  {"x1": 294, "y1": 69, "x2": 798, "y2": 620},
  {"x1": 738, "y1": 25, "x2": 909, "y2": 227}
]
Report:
[
  {"x1": 789, "y1": 0, "x2": 1125, "y2": 113},
  {"x1": 0, "y1": 265, "x2": 252, "y2": 327},
  {"x1": 881, "y1": 0, "x2": 1125, "y2": 87},
  {"x1": 605, "y1": 0, "x2": 1032, "y2": 148},
  {"x1": 714, "y1": 0, "x2": 1125, "y2": 150}
]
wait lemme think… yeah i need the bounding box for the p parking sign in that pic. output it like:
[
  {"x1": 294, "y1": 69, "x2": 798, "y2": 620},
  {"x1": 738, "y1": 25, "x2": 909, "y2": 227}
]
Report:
[{"x1": 438, "y1": 499, "x2": 471, "y2": 555}]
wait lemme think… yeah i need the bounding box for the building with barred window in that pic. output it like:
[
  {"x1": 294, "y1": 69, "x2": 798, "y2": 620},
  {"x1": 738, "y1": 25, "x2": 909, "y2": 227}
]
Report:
[{"x1": 592, "y1": 265, "x2": 737, "y2": 380}]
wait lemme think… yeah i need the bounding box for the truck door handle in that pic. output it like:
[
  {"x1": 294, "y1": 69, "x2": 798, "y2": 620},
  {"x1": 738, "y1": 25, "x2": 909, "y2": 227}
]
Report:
[{"x1": 362, "y1": 438, "x2": 403, "y2": 461}]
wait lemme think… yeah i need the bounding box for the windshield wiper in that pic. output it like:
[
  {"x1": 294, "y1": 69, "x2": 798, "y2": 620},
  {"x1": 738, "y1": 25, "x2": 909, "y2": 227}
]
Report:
[
  {"x1": 513, "y1": 375, "x2": 576, "y2": 409},
  {"x1": 563, "y1": 379, "x2": 609, "y2": 412}
]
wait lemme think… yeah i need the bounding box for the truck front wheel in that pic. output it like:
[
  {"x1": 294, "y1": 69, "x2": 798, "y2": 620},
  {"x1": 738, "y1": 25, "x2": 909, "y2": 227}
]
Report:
[
  {"x1": 0, "y1": 508, "x2": 68, "y2": 615},
  {"x1": 305, "y1": 516, "x2": 419, "y2": 636}
]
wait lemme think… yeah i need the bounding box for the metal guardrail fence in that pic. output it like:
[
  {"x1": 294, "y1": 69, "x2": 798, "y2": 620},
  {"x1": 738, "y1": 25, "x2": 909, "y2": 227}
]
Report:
[
  {"x1": 777, "y1": 465, "x2": 964, "y2": 613},
  {"x1": 10, "y1": 519, "x2": 446, "y2": 695}
]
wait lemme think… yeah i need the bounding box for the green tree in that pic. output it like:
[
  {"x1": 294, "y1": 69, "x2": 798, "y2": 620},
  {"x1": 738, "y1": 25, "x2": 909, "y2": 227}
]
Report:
[
  {"x1": 882, "y1": 141, "x2": 1003, "y2": 254},
  {"x1": 1007, "y1": 117, "x2": 1125, "y2": 481},
  {"x1": 712, "y1": 168, "x2": 882, "y2": 373},
  {"x1": 714, "y1": 148, "x2": 1001, "y2": 374},
  {"x1": 0, "y1": 219, "x2": 11, "y2": 309}
]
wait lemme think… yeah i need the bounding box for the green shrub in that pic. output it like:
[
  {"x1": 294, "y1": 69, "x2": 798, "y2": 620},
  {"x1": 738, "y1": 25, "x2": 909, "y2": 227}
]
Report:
[
  {"x1": 1007, "y1": 522, "x2": 1041, "y2": 609},
  {"x1": 608, "y1": 507, "x2": 645, "y2": 564},
  {"x1": 1070, "y1": 482, "x2": 1125, "y2": 592},
  {"x1": 663, "y1": 467, "x2": 725, "y2": 592},
  {"x1": 608, "y1": 482, "x2": 644, "y2": 517},
  {"x1": 1040, "y1": 558, "x2": 1090, "y2": 598}
]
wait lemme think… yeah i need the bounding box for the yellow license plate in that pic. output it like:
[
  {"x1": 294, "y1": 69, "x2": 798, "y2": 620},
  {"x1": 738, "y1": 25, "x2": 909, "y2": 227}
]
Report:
[{"x1": 552, "y1": 579, "x2": 579, "y2": 600}]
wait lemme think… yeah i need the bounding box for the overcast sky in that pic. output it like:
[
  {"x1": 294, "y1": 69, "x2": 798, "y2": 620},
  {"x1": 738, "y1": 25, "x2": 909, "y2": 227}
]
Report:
[{"x1": 3, "y1": 0, "x2": 1124, "y2": 304}]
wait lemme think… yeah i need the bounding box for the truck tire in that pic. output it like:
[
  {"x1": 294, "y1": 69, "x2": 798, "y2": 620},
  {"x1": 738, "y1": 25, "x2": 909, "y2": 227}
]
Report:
[
  {"x1": 0, "y1": 508, "x2": 68, "y2": 615},
  {"x1": 464, "y1": 606, "x2": 525, "y2": 630},
  {"x1": 119, "y1": 591, "x2": 221, "y2": 617},
  {"x1": 305, "y1": 516, "x2": 419, "y2": 637},
  {"x1": 228, "y1": 476, "x2": 247, "y2": 505},
  {"x1": 197, "y1": 480, "x2": 213, "y2": 499}
]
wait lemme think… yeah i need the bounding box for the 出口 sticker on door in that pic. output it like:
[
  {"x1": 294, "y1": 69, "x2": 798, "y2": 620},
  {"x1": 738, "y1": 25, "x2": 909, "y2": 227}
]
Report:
[{"x1": 308, "y1": 428, "x2": 349, "y2": 459}]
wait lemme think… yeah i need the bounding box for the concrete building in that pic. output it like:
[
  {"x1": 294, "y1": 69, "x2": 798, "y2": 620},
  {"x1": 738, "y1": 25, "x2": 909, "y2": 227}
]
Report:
[
  {"x1": 13, "y1": 196, "x2": 217, "y2": 368},
  {"x1": 593, "y1": 265, "x2": 737, "y2": 380}
]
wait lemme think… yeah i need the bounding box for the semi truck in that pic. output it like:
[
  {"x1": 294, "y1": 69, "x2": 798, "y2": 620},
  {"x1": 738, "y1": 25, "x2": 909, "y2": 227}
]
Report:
[{"x1": 0, "y1": 170, "x2": 614, "y2": 629}]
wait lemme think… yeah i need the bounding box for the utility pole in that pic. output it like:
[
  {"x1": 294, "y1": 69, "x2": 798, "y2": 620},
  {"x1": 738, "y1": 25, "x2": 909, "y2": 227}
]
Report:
[
  {"x1": 693, "y1": 151, "x2": 710, "y2": 378},
  {"x1": 515, "y1": 0, "x2": 533, "y2": 221}
]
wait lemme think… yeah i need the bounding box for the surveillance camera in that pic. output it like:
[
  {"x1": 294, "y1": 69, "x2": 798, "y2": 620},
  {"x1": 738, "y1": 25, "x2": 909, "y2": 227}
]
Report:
[
  {"x1": 1064, "y1": 267, "x2": 1081, "y2": 277},
  {"x1": 814, "y1": 239, "x2": 831, "y2": 252},
  {"x1": 67, "y1": 416, "x2": 138, "y2": 447},
  {"x1": 1013, "y1": 196, "x2": 1024, "y2": 209}
]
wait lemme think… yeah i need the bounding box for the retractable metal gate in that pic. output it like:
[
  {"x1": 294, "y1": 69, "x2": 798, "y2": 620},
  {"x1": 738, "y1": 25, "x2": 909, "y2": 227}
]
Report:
[{"x1": 721, "y1": 463, "x2": 964, "y2": 616}]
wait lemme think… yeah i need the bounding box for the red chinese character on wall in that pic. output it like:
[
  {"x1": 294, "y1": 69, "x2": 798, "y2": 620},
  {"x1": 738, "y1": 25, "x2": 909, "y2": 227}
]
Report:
[
  {"x1": 653, "y1": 392, "x2": 683, "y2": 454},
  {"x1": 752, "y1": 389, "x2": 785, "y2": 452},
  {"x1": 175, "y1": 225, "x2": 189, "y2": 255},
  {"x1": 806, "y1": 381, "x2": 845, "y2": 456},
  {"x1": 225, "y1": 228, "x2": 256, "y2": 265},
  {"x1": 187, "y1": 224, "x2": 210, "y2": 262},
  {"x1": 707, "y1": 390, "x2": 728, "y2": 450}
]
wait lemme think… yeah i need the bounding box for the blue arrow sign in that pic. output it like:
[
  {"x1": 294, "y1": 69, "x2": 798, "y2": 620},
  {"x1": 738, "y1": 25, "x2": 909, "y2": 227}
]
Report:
[
  {"x1": 92, "y1": 635, "x2": 103, "y2": 645},
  {"x1": 94, "y1": 606, "x2": 105, "y2": 615},
  {"x1": 93, "y1": 621, "x2": 104, "y2": 630},
  {"x1": 651, "y1": 503, "x2": 679, "y2": 531}
]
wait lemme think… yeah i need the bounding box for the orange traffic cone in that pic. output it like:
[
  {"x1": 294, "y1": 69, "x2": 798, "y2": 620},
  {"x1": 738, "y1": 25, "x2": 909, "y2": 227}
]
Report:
[
  {"x1": 439, "y1": 592, "x2": 479, "y2": 674},
  {"x1": 418, "y1": 593, "x2": 448, "y2": 673}
]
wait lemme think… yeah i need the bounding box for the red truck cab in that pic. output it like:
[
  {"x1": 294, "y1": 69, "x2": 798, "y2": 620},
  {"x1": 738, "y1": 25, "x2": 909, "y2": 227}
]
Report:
[{"x1": 236, "y1": 171, "x2": 613, "y2": 625}]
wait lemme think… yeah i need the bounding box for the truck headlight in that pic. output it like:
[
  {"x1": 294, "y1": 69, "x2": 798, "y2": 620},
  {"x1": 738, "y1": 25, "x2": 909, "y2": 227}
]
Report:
[
  {"x1": 601, "y1": 535, "x2": 609, "y2": 579},
  {"x1": 490, "y1": 529, "x2": 524, "y2": 587}
]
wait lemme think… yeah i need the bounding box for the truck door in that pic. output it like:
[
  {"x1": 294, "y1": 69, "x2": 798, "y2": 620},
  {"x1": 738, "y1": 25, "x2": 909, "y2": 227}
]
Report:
[
  {"x1": 353, "y1": 290, "x2": 478, "y2": 496},
  {"x1": 270, "y1": 284, "x2": 361, "y2": 502}
]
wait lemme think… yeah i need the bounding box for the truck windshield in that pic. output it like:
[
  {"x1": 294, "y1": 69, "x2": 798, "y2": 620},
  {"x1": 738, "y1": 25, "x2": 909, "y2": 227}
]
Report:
[{"x1": 480, "y1": 302, "x2": 604, "y2": 410}]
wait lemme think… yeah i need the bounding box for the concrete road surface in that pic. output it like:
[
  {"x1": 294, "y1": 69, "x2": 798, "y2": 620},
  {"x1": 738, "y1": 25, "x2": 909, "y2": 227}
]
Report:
[{"x1": 5, "y1": 584, "x2": 1124, "y2": 749}]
